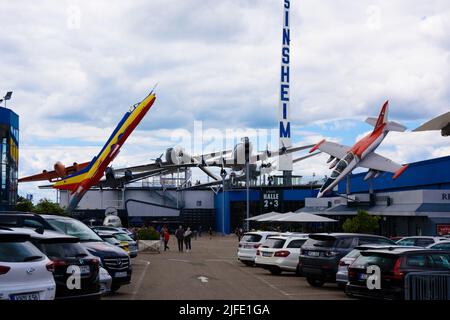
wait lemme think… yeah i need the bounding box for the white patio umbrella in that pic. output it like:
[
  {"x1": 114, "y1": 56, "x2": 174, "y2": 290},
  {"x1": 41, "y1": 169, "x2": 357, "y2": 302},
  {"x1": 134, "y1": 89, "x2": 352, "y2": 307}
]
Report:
[
  {"x1": 272, "y1": 212, "x2": 337, "y2": 223},
  {"x1": 245, "y1": 211, "x2": 281, "y2": 221}
]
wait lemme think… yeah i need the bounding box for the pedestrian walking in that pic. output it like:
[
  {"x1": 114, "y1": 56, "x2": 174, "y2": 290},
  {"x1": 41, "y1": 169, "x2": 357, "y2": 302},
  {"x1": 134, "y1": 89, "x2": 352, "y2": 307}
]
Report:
[
  {"x1": 175, "y1": 225, "x2": 185, "y2": 252},
  {"x1": 163, "y1": 227, "x2": 170, "y2": 251},
  {"x1": 198, "y1": 226, "x2": 202, "y2": 237},
  {"x1": 209, "y1": 226, "x2": 213, "y2": 239},
  {"x1": 184, "y1": 227, "x2": 192, "y2": 252}
]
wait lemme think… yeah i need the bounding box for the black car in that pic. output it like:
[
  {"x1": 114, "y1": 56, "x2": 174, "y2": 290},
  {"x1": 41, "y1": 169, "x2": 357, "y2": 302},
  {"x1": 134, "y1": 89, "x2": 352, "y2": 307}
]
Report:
[
  {"x1": 298, "y1": 233, "x2": 395, "y2": 287},
  {"x1": 10, "y1": 227, "x2": 101, "y2": 300},
  {"x1": 346, "y1": 248, "x2": 450, "y2": 300},
  {"x1": 0, "y1": 212, "x2": 132, "y2": 292}
]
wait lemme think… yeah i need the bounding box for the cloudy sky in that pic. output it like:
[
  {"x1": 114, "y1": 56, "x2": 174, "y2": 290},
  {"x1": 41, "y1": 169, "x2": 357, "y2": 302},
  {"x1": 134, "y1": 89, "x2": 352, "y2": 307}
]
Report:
[{"x1": 0, "y1": 0, "x2": 449, "y2": 201}]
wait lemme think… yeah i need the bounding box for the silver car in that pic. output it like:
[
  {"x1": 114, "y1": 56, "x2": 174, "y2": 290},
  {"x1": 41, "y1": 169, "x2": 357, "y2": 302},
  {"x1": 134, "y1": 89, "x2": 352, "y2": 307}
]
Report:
[{"x1": 335, "y1": 244, "x2": 418, "y2": 288}]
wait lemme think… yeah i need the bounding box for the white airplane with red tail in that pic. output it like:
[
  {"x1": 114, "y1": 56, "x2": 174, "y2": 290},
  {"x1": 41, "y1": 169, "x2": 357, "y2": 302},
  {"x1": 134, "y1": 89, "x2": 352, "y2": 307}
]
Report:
[{"x1": 310, "y1": 101, "x2": 410, "y2": 198}]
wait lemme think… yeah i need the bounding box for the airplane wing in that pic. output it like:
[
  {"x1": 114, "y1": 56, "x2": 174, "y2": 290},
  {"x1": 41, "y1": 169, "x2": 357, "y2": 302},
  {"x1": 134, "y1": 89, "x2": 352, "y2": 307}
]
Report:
[
  {"x1": 251, "y1": 143, "x2": 315, "y2": 162},
  {"x1": 358, "y1": 152, "x2": 403, "y2": 174},
  {"x1": 414, "y1": 111, "x2": 450, "y2": 134},
  {"x1": 309, "y1": 140, "x2": 350, "y2": 159},
  {"x1": 19, "y1": 162, "x2": 90, "y2": 183}
]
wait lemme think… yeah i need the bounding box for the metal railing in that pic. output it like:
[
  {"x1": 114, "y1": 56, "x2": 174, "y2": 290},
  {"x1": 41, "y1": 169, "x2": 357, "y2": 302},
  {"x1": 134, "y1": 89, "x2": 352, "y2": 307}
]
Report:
[{"x1": 405, "y1": 271, "x2": 450, "y2": 300}]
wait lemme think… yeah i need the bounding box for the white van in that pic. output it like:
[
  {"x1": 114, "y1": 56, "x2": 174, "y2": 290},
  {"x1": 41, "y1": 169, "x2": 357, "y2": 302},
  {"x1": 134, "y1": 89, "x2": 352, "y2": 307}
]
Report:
[{"x1": 103, "y1": 215, "x2": 122, "y2": 227}]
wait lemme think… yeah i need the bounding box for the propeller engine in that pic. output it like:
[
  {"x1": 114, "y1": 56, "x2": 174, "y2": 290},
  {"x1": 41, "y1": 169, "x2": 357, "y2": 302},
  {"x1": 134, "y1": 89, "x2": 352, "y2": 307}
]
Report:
[
  {"x1": 54, "y1": 161, "x2": 66, "y2": 178},
  {"x1": 165, "y1": 146, "x2": 186, "y2": 165}
]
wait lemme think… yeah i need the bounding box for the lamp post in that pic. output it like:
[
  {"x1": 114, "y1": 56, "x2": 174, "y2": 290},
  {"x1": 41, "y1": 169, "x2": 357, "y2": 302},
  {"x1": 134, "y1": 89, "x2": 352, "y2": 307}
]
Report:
[
  {"x1": 1, "y1": 91, "x2": 13, "y2": 108},
  {"x1": 220, "y1": 168, "x2": 227, "y2": 235}
]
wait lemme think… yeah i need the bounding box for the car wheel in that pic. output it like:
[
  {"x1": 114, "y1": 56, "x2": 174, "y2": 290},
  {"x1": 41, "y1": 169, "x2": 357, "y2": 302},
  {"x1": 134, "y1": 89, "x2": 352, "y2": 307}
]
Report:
[
  {"x1": 337, "y1": 283, "x2": 346, "y2": 290},
  {"x1": 306, "y1": 277, "x2": 325, "y2": 287},
  {"x1": 110, "y1": 284, "x2": 121, "y2": 293},
  {"x1": 269, "y1": 268, "x2": 282, "y2": 275}
]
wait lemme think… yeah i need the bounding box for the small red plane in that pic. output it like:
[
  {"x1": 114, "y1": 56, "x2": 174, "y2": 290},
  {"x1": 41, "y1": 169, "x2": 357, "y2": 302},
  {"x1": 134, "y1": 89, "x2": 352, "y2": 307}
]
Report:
[{"x1": 310, "y1": 101, "x2": 409, "y2": 197}]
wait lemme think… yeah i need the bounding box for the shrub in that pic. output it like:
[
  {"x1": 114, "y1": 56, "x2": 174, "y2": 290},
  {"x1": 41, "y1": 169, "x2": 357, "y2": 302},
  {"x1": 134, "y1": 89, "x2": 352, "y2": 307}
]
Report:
[
  {"x1": 136, "y1": 227, "x2": 160, "y2": 240},
  {"x1": 32, "y1": 199, "x2": 65, "y2": 215},
  {"x1": 342, "y1": 210, "x2": 380, "y2": 234}
]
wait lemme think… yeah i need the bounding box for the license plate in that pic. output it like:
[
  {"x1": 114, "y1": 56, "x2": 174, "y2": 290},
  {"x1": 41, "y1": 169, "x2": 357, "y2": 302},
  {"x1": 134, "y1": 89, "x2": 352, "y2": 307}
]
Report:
[
  {"x1": 308, "y1": 251, "x2": 320, "y2": 257},
  {"x1": 67, "y1": 265, "x2": 90, "y2": 275},
  {"x1": 262, "y1": 252, "x2": 272, "y2": 257},
  {"x1": 115, "y1": 271, "x2": 128, "y2": 278},
  {"x1": 11, "y1": 293, "x2": 40, "y2": 301},
  {"x1": 80, "y1": 265, "x2": 91, "y2": 274},
  {"x1": 358, "y1": 273, "x2": 368, "y2": 280}
]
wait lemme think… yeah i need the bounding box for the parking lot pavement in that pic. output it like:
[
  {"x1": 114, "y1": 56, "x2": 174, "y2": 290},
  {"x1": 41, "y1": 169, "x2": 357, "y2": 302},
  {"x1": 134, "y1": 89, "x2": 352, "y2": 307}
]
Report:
[{"x1": 105, "y1": 235, "x2": 349, "y2": 300}]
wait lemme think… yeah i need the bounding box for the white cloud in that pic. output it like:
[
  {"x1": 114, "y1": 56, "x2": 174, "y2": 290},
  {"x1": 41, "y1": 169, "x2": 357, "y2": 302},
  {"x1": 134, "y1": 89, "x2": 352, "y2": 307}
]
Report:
[{"x1": 0, "y1": 1, "x2": 447, "y2": 200}]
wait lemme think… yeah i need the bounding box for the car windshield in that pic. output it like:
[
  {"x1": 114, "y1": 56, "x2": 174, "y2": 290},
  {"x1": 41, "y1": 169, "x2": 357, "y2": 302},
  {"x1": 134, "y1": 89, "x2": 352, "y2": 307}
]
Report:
[
  {"x1": 0, "y1": 241, "x2": 45, "y2": 262},
  {"x1": 46, "y1": 218, "x2": 103, "y2": 242},
  {"x1": 352, "y1": 254, "x2": 397, "y2": 271},
  {"x1": 34, "y1": 242, "x2": 88, "y2": 259},
  {"x1": 262, "y1": 238, "x2": 286, "y2": 249},
  {"x1": 345, "y1": 249, "x2": 362, "y2": 259},
  {"x1": 114, "y1": 233, "x2": 133, "y2": 241},
  {"x1": 241, "y1": 234, "x2": 262, "y2": 243},
  {"x1": 304, "y1": 236, "x2": 336, "y2": 248}
]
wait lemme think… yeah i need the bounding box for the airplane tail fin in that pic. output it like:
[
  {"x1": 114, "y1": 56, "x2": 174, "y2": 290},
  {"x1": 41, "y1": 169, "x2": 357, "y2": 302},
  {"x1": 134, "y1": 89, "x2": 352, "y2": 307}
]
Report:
[
  {"x1": 374, "y1": 100, "x2": 389, "y2": 129},
  {"x1": 365, "y1": 100, "x2": 407, "y2": 132}
]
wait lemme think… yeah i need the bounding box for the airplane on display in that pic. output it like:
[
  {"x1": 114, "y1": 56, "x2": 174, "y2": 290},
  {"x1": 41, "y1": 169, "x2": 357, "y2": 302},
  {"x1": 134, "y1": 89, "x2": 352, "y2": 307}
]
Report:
[
  {"x1": 19, "y1": 89, "x2": 158, "y2": 211},
  {"x1": 112, "y1": 137, "x2": 320, "y2": 190},
  {"x1": 310, "y1": 100, "x2": 410, "y2": 198},
  {"x1": 414, "y1": 111, "x2": 450, "y2": 137}
]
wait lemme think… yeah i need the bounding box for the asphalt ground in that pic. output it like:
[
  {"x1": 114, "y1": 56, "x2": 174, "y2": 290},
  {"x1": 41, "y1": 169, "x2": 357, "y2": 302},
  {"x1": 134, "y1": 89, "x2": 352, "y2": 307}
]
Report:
[{"x1": 105, "y1": 235, "x2": 349, "y2": 300}]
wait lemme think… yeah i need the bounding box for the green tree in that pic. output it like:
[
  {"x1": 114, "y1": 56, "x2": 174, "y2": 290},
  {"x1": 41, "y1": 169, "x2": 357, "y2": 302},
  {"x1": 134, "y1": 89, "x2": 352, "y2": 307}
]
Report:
[
  {"x1": 342, "y1": 210, "x2": 380, "y2": 234},
  {"x1": 32, "y1": 199, "x2": 65, "y2": 215},
  {"x1": 15, "y1": 198, "x2": 34, "y2": 212}
]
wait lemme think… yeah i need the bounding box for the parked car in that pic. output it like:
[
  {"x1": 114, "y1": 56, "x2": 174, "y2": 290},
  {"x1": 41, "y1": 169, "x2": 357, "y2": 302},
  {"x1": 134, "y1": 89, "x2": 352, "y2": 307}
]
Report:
[
  {"x1": 99, "y1": 266, "x2": 112, "y2": 295},
  {"x1": 9, "y1": 227, "x2": 101, "y2": 300},
  {"x1": 97, "y1": 230, "x2": 138, "y2": 258},
  {"x1": 336, "y1": 244, "x2": 420, "y2": 288},
  {"x1": 427, "y1": 240, "x2": 450, "y2": 250},
  {"x1": 346, "y1": 248, "x2": 450, "y2": 300},
  {"x1": 97, "y1": 232, "x2": 129, "y2": 252},
  {"x1": 255, "y1": 235, "x2": 308, "y2": 275},
  {"x1": 92, "y1": 226, "x2": 136, "y2": 240},
  {"x1": 396, "y1": 236, "x2": 448, "y2": 247},
  {"x1": 237, "y1": 231, "x2": 281, "y2": 266},
  {"x1": 0, "y1": 229, "x2": 56, "y2": 300},
  {"x1": 298, "y1": 233, "x2": 395, "y2": 287},
  {"x1": 0, "y1": 213, "x2": 132, "y2": 292}
]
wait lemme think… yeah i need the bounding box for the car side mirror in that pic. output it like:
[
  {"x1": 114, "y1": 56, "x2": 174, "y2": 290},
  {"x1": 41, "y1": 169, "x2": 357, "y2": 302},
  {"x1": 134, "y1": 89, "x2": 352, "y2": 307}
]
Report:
[{"x1": 35, "y1": 226, "x2": 44, "y2": 234}]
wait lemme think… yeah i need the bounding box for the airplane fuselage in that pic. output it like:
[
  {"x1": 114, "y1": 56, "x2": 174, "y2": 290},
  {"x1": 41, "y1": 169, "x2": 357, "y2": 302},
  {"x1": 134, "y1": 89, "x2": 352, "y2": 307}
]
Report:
[{"x1": 318, "y1": 124, "x2": 388, "y2": 197}]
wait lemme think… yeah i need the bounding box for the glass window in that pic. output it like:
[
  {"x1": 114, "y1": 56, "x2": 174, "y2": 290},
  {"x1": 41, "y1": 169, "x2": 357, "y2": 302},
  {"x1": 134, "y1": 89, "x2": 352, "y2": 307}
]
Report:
[
  {"x1": 335, "y1": 160, "x2": 348, "y2": 173},
  {"x1": 433, "y1": 243, "x2": 450, "y2": 250},
  {"x1": 0, "y1": 241, "x2": 45, "y2": 262},
  {"x1": 337, "y1": 237, "x2": 355, "y2": 248},
  {"x1": 359, "y1": 237, "x2": 394, "y2": 245},
  {"x1": 303, "y1": 236, "x2": 336, "y2": 248},
  {"x1": 406, "y1": 255, "x2": 427, "y2": 267},
  {"x1": 396, "y1": 238, "x2": 416, "y2": 246},
  {"x1": 46, "y1": 218, "x2": 103, "y2": 242},
  {"x1": 428, "y1": 254, "x2": 450, "y2": 270},
  {"x1": 263, "y1": 238, "x2": 286, "y2": 249},
  {"x1": 114, "y1": 233, "x2": 133, "y2": 241},
  {"x1": 22, "y1": 219, "x2": 45, "y2": 229},
  {"x1": 415, "y1": 238, "x2": 434, "y2": 247},
  {"x1": 35, "y1": 242, "x2": 88, "y2": 259},
  {"x1": 353, "y1": 254, "x2": 397, "y2": 272},
  {"x1": 345, "y1": 249, "x2": 362, "y2": 259},
  {"x1": 241, "y1": 233, "x2": 262, "y2": 243},
  {"x1": 287, "y1": 239, "x2": 306, "y2": 248}
]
